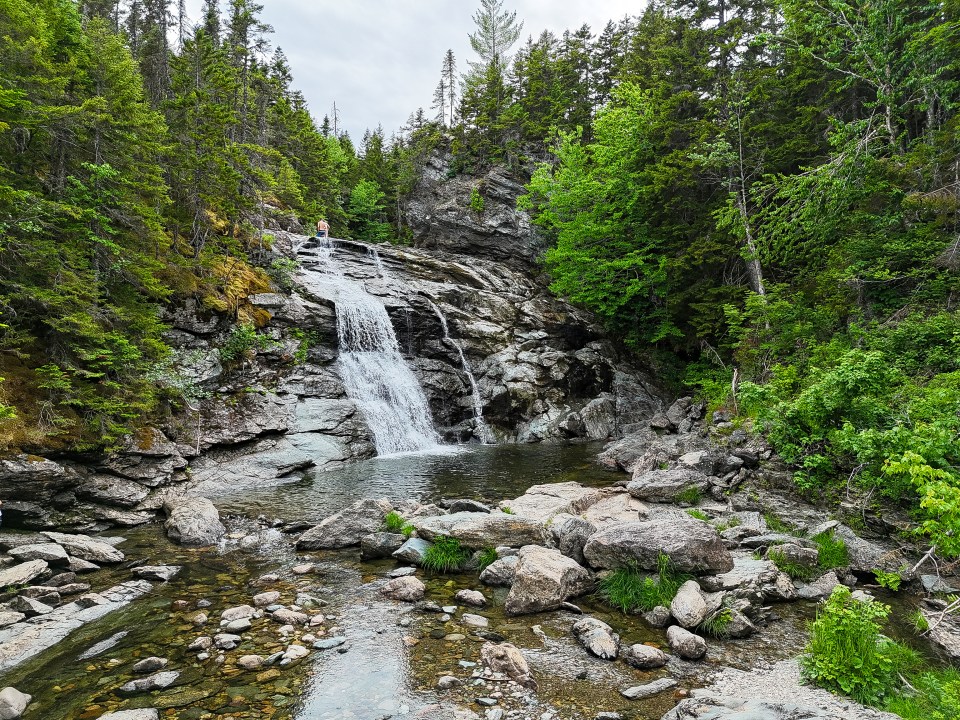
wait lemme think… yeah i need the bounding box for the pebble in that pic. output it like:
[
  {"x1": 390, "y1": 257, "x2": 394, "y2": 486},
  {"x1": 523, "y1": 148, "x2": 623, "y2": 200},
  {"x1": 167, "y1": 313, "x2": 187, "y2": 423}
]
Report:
[
  {"x1": 192, "y1": 612, "x2": 208, "y2": 626},
  {"x1": 280, "y1": 644, "x2": 309, "y2": 665},
  {"x1": 196, "y1": 599, "x2": 212, "y2": 608},
  {"x1": 455, "y1": 589, "x2": 487, "y2": 607},
  {"x1": 187, "y1": 636, "x2": 213, "y2": 651},
  {"x1": 442, "y1": 605, "x2": 458, "y2": 614},
  {"x1": 214, "y1": 633, "x2": 242, "y2": 650},
  {"x1": 220, "y1": 605, "x2": 256, "y2": 623},
  {"x1": 477, "y1": 697, "x2": 498, "y2": 707},
  {"x1": 620, "y1": 678, "x2": 678, "y2": 699},
  {"x1": 132, "y1": 657, "x2": 168, "y2": 674},
  {"x1": 291, "y1": 564, "x2": 314, "y2": 575},
  {"x1": 437, "y1": 676, "x2": 461, "y2": 690},
  {"x1": 313, "y1": 637, "x2": 346, "y2": 650},
  {"x1": 224, "y1": 618, "x2": 252, "y2": 632}
]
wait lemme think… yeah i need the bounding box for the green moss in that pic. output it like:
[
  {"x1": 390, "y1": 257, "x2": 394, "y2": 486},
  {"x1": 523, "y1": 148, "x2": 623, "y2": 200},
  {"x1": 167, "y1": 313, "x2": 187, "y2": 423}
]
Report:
[{"x1": 421, "y1": 535, "x2": 469, "y2": 574}]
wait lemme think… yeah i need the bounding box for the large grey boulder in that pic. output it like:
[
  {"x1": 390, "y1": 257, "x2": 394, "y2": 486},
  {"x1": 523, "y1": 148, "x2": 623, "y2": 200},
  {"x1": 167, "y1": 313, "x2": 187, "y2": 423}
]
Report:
[
  {"x1": 571, "y1": 617, "x2": 620, "y2": 660},
  {"x1": 583, "y1": 515, "x2": 733, "y2": 574},
  {"x1": 0, "y1": 561, "x2": 48, "y2": 588},
  {"x1": 504, "y1": 545, "x2": 593, "y2": 615},
  {"x1": 8, "y1": 543, "x2": 68, "y2": 565},
  {"x1": 547, "y1": 513, "x2": 597, "y2": 565},
  {"x1": 620, "y1": 643, "x2": 668, "y2": 669},
  {"x1": 392, "y1": 538, "x2": 433, "y2": 565},
  {"x1": 670, "y1": 580, "x2": 708, "y2": 629},
  {"x1": 922, "y1": 606, "x2": 960, "y2": 660},
  {"x1": 297, "y1": 498, "x2": 393, "y2": 549},
  {"x1": 500, "y1": 482, "x2": 604, "y2": 522},
  {"x1": 627, "y1": 468, "x2": 710, "y2": 503},
  {"x1": 360, "y1": 532, "x2": 406, "y2": 559},
  {"x1": 700, "y1": 556, "x2": 795, "y2": 602},
  {"x1": 660, "y1": 697, "x2": 846, "y2": 720},
  {"x1": 41, "y1": 532, "x2": 124, "y2": 563},
  {"x1": 479, "y1": 555, "x2": 518, "y2": 587},
  {"x1": 413, "y1": 512, "x2": 547, "y2": 549},
  {"x1": 162, "y1": 496, "x2": 225, "y2": 547}
]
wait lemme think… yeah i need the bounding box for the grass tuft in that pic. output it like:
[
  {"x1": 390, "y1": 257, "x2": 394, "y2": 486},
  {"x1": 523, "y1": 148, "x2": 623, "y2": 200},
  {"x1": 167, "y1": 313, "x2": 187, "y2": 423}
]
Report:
[
  {"x1": 686, "y1": 509, "x2": 710, "y2": 521},
  {"x1": 476, "y1": 547, "x2": 498, "y2": 573},
  {"x1": 768, "y1": 548, "x2": 816, "y2": 581},
  {"x1": 812, "y1": 530, "x2": 849, "y2": 569},
  {"x1": 675, "y1": 485, "x2": 703, "y2": 506},
  {"x1": 383, "y1": 511, "x2": 406, "y2": 533},
  {"x1": 598, "y1": 553, "x2": 688, "y2": 614},
  {"x1": 421, "y1": 535, "x2": 469, "y2": 574},
  {"x1": 699, "y1": 607, "x2": 733, "y2": 638}
]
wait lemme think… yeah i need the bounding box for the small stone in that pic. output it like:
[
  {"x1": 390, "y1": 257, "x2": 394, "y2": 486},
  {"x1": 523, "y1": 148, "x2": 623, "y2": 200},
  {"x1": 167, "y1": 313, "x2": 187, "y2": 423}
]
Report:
[
  {"x1": 271, "y1": 608, "x2": 309, "y2": 626},
  {"x1": 253, "y1": 591, "x2": 281, "y2": 607},
  {"x1": 620, "y1": 643, "x2": 668, "y2": 669},
  {"x1": 455, "y1": 589, "x2": 487, "y2": 607},
  {"x1": 214, "y1": 633, "x2": 242, "y2": 650},
  {"x1": 45, "y1": 572, "x2": 77, "y2": 587},
  {"x1": 192, "y1": 612, "x2": 208, "y2": 626},
  {"x1": 220, "y1": 605, "x2": 256, "y2": 622},
  {"x1": 118, "y1": 671, "x2": 180, "y2": 694},
  {"x1": 280, "y1": 644, "x2": 309, "y2": 665},
  {"x1": 196, "y1": 599, "x2": 212, "y2": 608},
  {"x1": 594, "y1": 714, "x2": 622, "y2": 720},
  {"x1": 132, "y1": 657, "x2": 168, "y2": 674},
  {"x1": 0, "y1": 687, "x2": 31, "y2": 720},
  {"x1": 387, "y1": 566, "x2": 418, "y2": 578},
  {"x1": 224, "y1": 618, "x2": 252, "y2": 632},
  {"x1": 461, "y1": 613, "x2": 489, "y2": 628},
  {"x1": 380, "y1": 576, "x2": 425, "y2": 602},
  {"x1": 132, "y1": 565, "x2": 180, "y2": 582},
  {"x1": 572, "y1": 617, "x2": 620, "y2": 660},
  {"x1": 313, "y1": 637, "x2": 346, "y2": 650},
  {"x1": 7, "y1": 596, "x2": 54, "y2": 616},
  {"x1": 291, "y1": 564, "x2": 314, "y2": 575},
  {"x1": 437, "y1": 675, "x2": 461, "y2": 690},
  {"x1": 620, "y1": 678, "x2": 677, "y2": 699},
  {"x1": 642, "y1": 605, "x2": 672, "y2": 628},
  {"x1": 666, "y1": 625, "x2": 707, "y2": 660},
  {"x1": 187, "y1": 637, "x2": 212, "y2": 651},
  {"x1": 237, "y1": 655, "x2": 263, "y2": 670},
  {"x1": 477, "y1": 698, "x2": 497, "y2": 707}
]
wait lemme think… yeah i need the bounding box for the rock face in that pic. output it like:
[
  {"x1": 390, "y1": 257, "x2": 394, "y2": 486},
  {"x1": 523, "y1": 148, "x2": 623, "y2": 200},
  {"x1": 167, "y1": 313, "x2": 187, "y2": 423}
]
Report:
[
  {"x1": 297, "y1": 498, "x2": 393, "y2": 550},
  {"x1": 162, "y1": 496, "x2": 225, "y2": 546},
  {"x1": 504, "y1": 545, "x2": 593, "y2": 615},
  {"x1": 413, "y1": 512, "x2": 547, "y2": 549},
  {"x1": 583, "y1": 515, "x2": 733, "y2": 574}
]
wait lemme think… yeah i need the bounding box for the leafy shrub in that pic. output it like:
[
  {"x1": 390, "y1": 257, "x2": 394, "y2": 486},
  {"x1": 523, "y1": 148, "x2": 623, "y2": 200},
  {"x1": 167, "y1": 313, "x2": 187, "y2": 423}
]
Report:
[
  {"x1": 873, "y1": 569, "x2": 902, "y2": 591},
  {"x1": 268, "y1": 257, "x2": 300, "y2": 292},
  {"x1": 884, "y1": 667, "x2": 960, "y2": 720},
  {"x1": 469, "y1": 186, "x2": 485, "y2": 215},
  {"x1": 219, "y1": 323, "x2": 276, "y2": 364},
  {"x1": 598, "y1": 554, "x2": 687, "y2": 613},
  {"x1": 800, "y1": 586, "x2": 899, "y2": 705},
  {"x1": 382, "y1": 511, "x2": 406, "y2": 533},
  {"x1": 812, "y1": 531, "x2": 849, "y2": 569},
  {"x1": 421, "y1": 535, "x2": 469, "y2": 574},
  {"x1": 476, "y1": 547, "x2": 498, "y2": 573}
]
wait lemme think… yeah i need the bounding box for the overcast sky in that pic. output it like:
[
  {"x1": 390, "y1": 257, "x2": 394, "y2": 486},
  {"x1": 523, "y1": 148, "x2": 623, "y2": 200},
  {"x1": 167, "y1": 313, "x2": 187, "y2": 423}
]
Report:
[{"x1": 184, "y1": 1, "x2": 640, "y2": 142}]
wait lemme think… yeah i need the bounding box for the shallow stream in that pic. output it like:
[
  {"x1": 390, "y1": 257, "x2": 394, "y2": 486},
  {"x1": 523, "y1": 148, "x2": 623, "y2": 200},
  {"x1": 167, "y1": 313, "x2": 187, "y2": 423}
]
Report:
[{"x1": 0, "y1": 443, "x2": 932, "y2": 720}]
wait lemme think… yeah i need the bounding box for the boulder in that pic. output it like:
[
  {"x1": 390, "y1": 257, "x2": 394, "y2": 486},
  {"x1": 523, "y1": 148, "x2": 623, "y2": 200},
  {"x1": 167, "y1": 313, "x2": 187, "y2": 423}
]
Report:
[
  {"x1": 620, "y1": 678, "x2": 677, "y2": 700},
  {"x1": 666, "y1": 625, "x2": 707, "y2": 660},
  {"x1": 8, "y1": 596, "x2": 54, "y2": 616},
  {"x1": 0, "y1": 561, "x2": 48, "y2": 588},
  {"x1": 413, "y1": 512, "x2": 547, "y2": 549},
  {"x1": 583, "y1": 492, "x2": 649, "y2": 529},
  {"x1": 41, "y1": 532, "x2": 124, "y2": 563},
  {"x1": 392, "y1": 538, "x2": 433, "y2": 565},
  {"x1": 479, "y1": 642, "x2": 536, "y2": 689},
  {"x1": 620, "y1": 643, "x2": 668, "y2": 669},
  {"x1": 360, "y1": 532, "x2": 406, "y2": 559},
  {"x1": 8, "y1": 543, "x2": 68, "y2": 565},
  {"x1": 380, "y1": 576, "x2": 425, "y2": 602},
  {"x1": 504, "y1": 545, "x2": 593, "y2": 615},
  {"x1": 627, "y1": 468, "x2": 710, "y2": 503},
  {"x1": 455, "y1": 589, "x2": 486, "y2": 607},
  {"x1": 670, "y1": 580, "x2": 708, "y2": 629},
  {"x1": 296, "y1": 498, "x2": 393, "y2": 550},
  {"x1": 833, "y1": 524, "x2": 906, "y2": 574},
  {"x1": 660, "y1": 697, "x2": 848, "y2": 720},
  {"x1": 445, "y1": 499, "x2": 491, "y2": 514},
  {"x1": 500, "y1": 482, "x2": 604, "y2": 522},
  {"x1": 0, "y1": 687, "x2": 30, "y2": 720},
  {"x1": 643, "y1": 606, "x2": 672, "y2": 628},
  {"x1": 766, "y1": 543, "x2": 819, "y2": 568},
  {"x1": 547, "y1": 513, "x2": 597, "y2": 565},
  {"x1": 571, "y1": 617, "x2": 620, "y2": 660},
  {"x1": 479, "y1": 556, "x2": 518, "y2": 587},
  {"x1": 162, "y1": 496, "x2": 225, "y2": 547},
  {"x1": 796, "y1": 571, "x2": 841, "y2": 600},
  {"x1": 583, "y1": 515, "x2": 733, "y2": 574}
]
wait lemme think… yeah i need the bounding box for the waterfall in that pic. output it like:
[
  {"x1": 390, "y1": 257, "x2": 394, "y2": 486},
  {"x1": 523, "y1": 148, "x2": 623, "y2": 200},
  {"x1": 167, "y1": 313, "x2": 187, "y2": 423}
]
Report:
[
  {"x1": 297, "y1": 237, "x2": 441, "y2": 455},
  {"x1": 427, "y1": 300, "x2": 495, "y2": 444}
]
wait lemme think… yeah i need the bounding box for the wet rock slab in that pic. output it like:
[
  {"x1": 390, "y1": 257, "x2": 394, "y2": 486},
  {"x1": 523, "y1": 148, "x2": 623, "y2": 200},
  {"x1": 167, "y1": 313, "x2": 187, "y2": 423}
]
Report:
[{"x1": 413, "y1": 512, "x2": 547, "y2": 549}]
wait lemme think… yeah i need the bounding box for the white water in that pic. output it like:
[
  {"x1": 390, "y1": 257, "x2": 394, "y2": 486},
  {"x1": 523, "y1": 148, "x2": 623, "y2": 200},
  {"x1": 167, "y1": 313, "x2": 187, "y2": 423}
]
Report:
[
  {"x1": 427, "y1": 300, "x2": 495, "y2": 444},
  {"x1": 297, "y1": 237, "x2": 441, "y2": 455}
]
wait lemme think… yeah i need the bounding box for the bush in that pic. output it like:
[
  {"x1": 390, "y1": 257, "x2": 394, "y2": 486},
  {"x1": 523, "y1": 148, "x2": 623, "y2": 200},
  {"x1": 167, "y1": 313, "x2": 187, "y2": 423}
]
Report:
[
  {"x1": 219, "y1": 323, "x2": 276, "y2": 364},
  {"x1": 884, "y1": 668, "x2": 960, "y2": 720},
  {"x1": 267, "y1": 257, "x2": 299, "y2": 292},
  {"x1": 873, "y1": 568, "x2": 902, "y2": 591},
  {"x1": 598, "y1": 554, "x2": 687, "y2": 613},
  {"x1": 421, "y1": 535, "x2": 469, "y2": 573},
  {"x1": 470, "y1": 186, "x2": 485, "y2": 215},
  {"x1": 800, "y1": 586, "x2": 899, "y2": 705}
]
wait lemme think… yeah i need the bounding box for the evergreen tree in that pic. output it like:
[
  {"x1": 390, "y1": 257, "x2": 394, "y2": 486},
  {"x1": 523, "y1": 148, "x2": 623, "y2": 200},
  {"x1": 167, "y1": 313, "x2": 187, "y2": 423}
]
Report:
[{"x1": 467, "y1": 0, "x2": 523, "y2": 78}]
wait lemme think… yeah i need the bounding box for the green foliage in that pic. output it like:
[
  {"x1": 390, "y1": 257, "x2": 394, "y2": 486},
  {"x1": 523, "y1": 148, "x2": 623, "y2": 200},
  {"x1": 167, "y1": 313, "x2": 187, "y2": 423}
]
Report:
[
  {"x1": 383, "y1": 511, "x2": 406, "y2": 533},
  {"x1": 421, "y1": 535, "x2": 470, "y2": 574},
  {"x1": 500, "y1": 506, "x2": 515, "y2": 515},
  {"x1": 469, "y1": 186, "x2": 485, "y2": 215},
  {"x1": 884, "y1": 667, "x2": 960, "y2": 720},
  {"x1": 764, "y1": 514, "x2": 795, "y2": 534},
  {"x1": 800, "y1": 586, "x2": 899, "y2": 705},
  {"x1": 910, "y1": 610, "x2": 929, "y2": 633},
  {"x1": 597, "y1": 553, "x2": 687, "y2": 614},
  {"x1": 218, "y1": 323, "x2": 276, "y2": 364},
  {"x1": 699, "y1": 607, "x2": 733, "y2": 639},
  {"x1": 476, "y1": 547, "x2": 498, "y2": 573},
  {"x1": 268, "y1": 258, "x2": 300, "y2": 293},
  {"x1": 347, "y1": 179, "x2": 393, "y2": 244},
  {"x1": 873, "y1": 569, "x2": 902, "y2": 591},
  {"x1": 812, "y1": 531, "x2": 849, "y2": 570},
  {"x1": 675, "y1": 486, "x2": 703, "y2": 506},
  {"x1": 400, "y1": 522, "x2": 415, "y2": 538},
  {"x1": 686, "y1": 509, "x2": 710, "y2": 521}
]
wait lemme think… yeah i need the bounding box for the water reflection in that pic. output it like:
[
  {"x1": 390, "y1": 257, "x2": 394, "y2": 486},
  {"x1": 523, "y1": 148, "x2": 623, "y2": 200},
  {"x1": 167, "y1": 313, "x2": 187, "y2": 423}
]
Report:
[{"x1": 215, "y1": 442, "x2": 614, "y2": 522}]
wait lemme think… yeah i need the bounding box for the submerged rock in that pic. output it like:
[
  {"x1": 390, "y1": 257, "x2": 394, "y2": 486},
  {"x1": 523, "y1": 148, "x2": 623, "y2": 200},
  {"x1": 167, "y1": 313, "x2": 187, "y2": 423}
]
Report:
[
  {"x1": 504, "y1": 545, "x2": 593, "y2": 615},
  {"x1": 571, "y1": 617, "x2": 620, "y2": 660},
  {"x1": 296, "y1": 498, "x2": 393, "y2": 549},
  {"x1": 479, "y1": 642, "x2": 536, "y2": 689},
  {"x1": 583, "y1": 515, "x2": 733, "y2": 574},
  {"x1": 380, "y1": 576, "x2": 426, "y2": 602},
  {"x1": 118, "y1": 670, "x2": 180, "y2": 694}
]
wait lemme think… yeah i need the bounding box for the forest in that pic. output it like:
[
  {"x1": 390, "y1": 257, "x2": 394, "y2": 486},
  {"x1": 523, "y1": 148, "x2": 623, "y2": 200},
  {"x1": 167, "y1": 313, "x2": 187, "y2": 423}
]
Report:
[{"x1": 0, "y1": 0, "x2": 958, "y2": 558}]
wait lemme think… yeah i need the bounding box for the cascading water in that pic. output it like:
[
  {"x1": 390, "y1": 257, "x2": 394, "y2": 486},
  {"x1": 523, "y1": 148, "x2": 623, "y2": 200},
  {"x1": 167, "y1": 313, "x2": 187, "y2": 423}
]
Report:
[
  {"x1": 427, "y1": 300, "x2": 495, "y2": 444},
  {"x1": 297, "y1": 237, "x2": 441, "y2": 455}
]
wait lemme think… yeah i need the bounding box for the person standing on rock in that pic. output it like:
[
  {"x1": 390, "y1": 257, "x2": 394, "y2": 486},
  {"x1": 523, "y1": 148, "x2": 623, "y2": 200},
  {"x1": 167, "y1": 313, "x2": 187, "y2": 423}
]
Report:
[{"x1": 316, "y1": 218, "x2": 329, "y2": 239}]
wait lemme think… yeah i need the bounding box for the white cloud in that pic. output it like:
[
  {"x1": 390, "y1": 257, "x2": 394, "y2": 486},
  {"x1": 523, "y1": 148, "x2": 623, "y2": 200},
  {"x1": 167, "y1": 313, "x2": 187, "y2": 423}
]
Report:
[{"x1": 184, "y1": 1, "x2": 641, "y2": 141}]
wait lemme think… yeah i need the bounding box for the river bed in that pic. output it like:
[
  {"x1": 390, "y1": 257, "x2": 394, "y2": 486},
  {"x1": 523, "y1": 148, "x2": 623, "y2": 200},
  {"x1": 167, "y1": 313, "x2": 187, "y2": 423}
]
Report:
[{"x1": 0, "y1": 443, "x2": 933, "y2": 720}]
